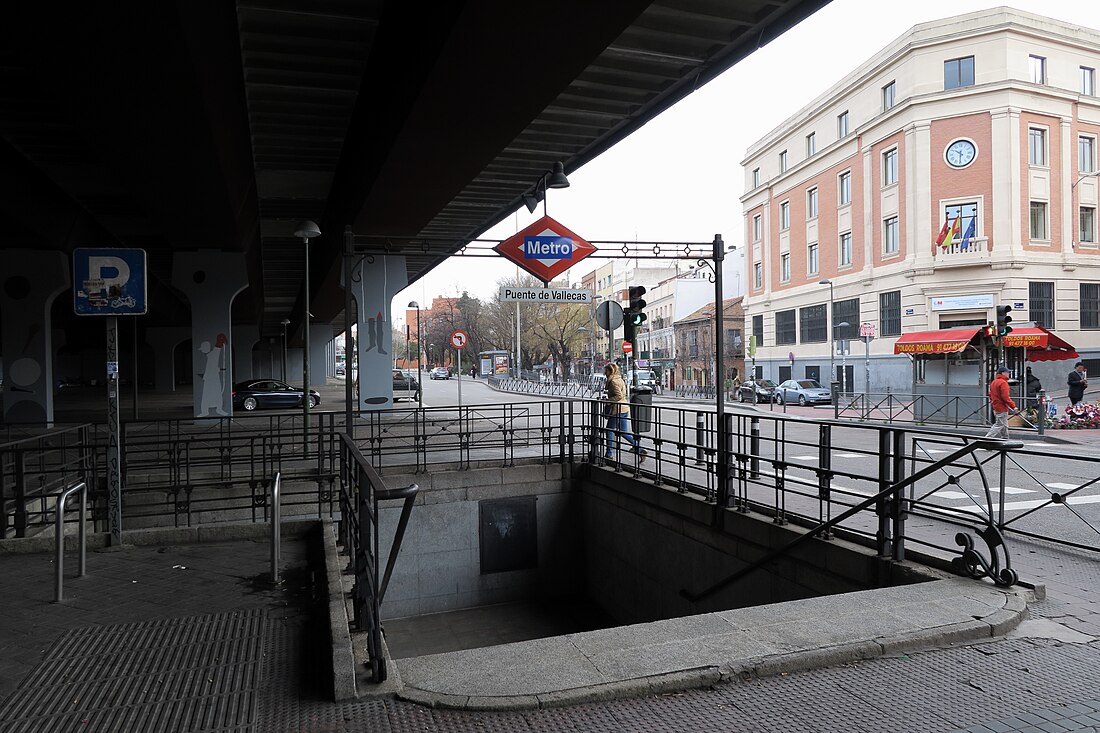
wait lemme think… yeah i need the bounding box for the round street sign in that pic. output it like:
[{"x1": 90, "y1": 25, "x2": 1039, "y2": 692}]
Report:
[
  {"x1": 622, "y1": 341, "x2": 633, "y2": 354},
  {"x1": 450, "y1": 330, "x2": 469, "y2": 349},
  {"x1": 596, "y1": 300, "x2": 624, "y2": 331}
]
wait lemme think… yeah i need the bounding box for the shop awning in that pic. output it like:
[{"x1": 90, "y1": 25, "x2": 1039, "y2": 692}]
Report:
[
  {"x1": 893, "y1": 327, "x2": 981, "y2": 355},
  {"x1": 1001, "y1": 327, "x2": 1078, "y2": 362}
]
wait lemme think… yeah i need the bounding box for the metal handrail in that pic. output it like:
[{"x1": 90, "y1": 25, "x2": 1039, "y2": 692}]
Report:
[
  {"x1": 270, "y1": 472, "x2": 281, "y2": 583},
  {"x1": 54, "y1": 481, "x2": 88, "y2": 602}
]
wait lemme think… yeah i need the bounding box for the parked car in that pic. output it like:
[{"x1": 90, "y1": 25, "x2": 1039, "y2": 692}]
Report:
[
  {"x1": 335, "y1": 363, "x2": 346, "y2": 376},
  {"x1": 737, "y1": 379, "x2": 778, "y2": 403},
  {"x1": 232, "y1": 379, "x2": 320, "y2": 411},
  {"x1": 393, "y1": 370, "x2": 421, "y2": 402},
  {"x1": 775, "y1": 379, "x2": 832, "y2": 406},
  {"x1": 430, "y1": 367, "x2": 450, "y2": 380},
  {"x1": 625, "y1": 369, "x2": 660, "y2": 394}
]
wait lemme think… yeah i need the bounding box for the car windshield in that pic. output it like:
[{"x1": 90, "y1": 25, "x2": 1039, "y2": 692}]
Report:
[
  {"x1": 756, "y1": 379, "x2": 777, "y2": 387},
  {"x1": 797, "y1": 380, "x2": 822, "y2": 389},
  {"x1": 633, "y1": 370, "x2": 654, "y2": 380}
]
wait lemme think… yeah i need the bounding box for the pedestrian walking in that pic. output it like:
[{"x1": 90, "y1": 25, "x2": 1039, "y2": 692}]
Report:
[
  {"x1": 603, "y1": 363, "x2": 646, "y2": 461},
  {"x1": 984, "y1": 366, "x2": 1016, "y2": 440},
  {"x1": 1068, "y1": 362, "x2": 1088, "y2": 406},
  {"x1": 1025, "y1": 367, "x2": 1042, "y2": 409}
]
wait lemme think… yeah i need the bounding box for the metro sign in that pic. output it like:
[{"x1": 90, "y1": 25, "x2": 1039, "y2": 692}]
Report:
[{"x1": 494, "y1": 215, "x2": 596, "y2": 284}]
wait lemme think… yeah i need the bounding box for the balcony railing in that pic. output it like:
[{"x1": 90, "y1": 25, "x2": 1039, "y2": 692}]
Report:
[{"x1": 934, "y1": 237, "x2": 989, "y2": 264}]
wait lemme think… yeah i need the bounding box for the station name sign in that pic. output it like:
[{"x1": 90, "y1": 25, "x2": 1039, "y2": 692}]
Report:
[{"x1": 499, "y1": 287, "x2": 592, "y2": 303}]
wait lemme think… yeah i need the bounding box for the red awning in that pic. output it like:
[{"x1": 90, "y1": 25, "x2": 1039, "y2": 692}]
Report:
[
  {"x1": 1001, "y1": 326, "x2": 1079, "y2": 362},
  {"x1": 893, "y1": 327, "x2": 981, "y2": 355}
]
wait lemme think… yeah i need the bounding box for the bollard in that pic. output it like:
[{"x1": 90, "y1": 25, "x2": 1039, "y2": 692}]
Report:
[
  {"x1": 750, "y1": 416, "x2": 760, "y2": 478},
  {"x1": 832, "y1": 380, "x2": 841, "y2": 420},
  {"x1": 1037, "y1": 389, "x2": 1046, "y2": 436},
  {"x1": 695, "y1": 411, "x2": 706, "y2": 464}
]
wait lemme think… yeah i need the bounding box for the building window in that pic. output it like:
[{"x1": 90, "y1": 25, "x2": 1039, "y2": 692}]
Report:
[
  {"x1": 776, "y1": 310, "x2": 796, "y2": 345},
  {"x1": 833, "y1": 298, "x2": 859, "y2": 340},
  {"x1": 753, "y1": 262, "x2": 762, "y2": 289},
  {"x1": 752, "y1": 214, "x2": 762, "y2": 242},
  {"x1": 884, "y1": 215, "x2": 899, "y2": 254},
  {"x1": 687, "y1": 329, "x2": 699, "y2": 357},
  {"x1": 806, "y1": 132, "x2": 816, "y2": 156},
  {"x1": 808, "y1": 242, "x2": 819, "y2": 274},
  {"x1": 839, "y1": 231, "x2": 853, "y2": 266},
  {"x1": 779, "y1": 200, "x2": 790, "y2": 230},
  {"x1": 944, "y1": 202, "x2": 978, "y2": 243},
  {"x1": 1083, "y1": 206, "x2": 1097, "y2": 244},
  {"x1": 882, "y1": 148, "x2": 898, "y2": 186},
  {"x1": 1081, "y1": 136, "x2": 1096, "y2": 173},
  {"x1": 780, "y1": 253, "x2": 791, "y2": 282},
  {"x1": 1030, "y1": 201, "x2": 1048, "y2": 240},
  {"x1": 837, "y1": 110, "x2": 849, "y2": 138},
  {"x1": 880, "y1": 290, "x2": 901, "y2": 336},
  {"x1": 752, "y1": 314, "x2": 764, "y2": 348},
  {"x1": 1029, "y1": 127, "x2": 1047, "y2": 166},
  {"x1": 1029, "y1": 55, "x2": 1046, "y2": 84},
  {"x1": 752, "y1": 167, "x2": 760, "y2": 188},
  {"x1": 779, "y1": 150, "x2": 788, "y2": 172},
  {"x1": 800, "y1": 304, "x2": 828, "y2": 343},
  {"x1": 807, "y1": 188, "x2": 818, "y2": 219},
  {"x1": 1084, "y1": 66, "x2": 1097, "y2": 96},
  {"x1": 882, "y1": 80, "x2": 896, "y2": 111},
  {"x1": 838, "y1": 170, "x2": 851, "y2": 206},
  {"x1": 1081, "y1": 284, "x2": 1100, "y2": 330},
  {"x1": 944, "y1": 56, "x2": 975, "y2": 89},
  {"x1": 1029, "y1": 282, "x2": 1054, "y2": 329}
]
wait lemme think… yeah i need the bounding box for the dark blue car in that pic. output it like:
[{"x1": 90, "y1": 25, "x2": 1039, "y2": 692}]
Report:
[{"x1": 232, "y1": 379, "x2": 320, "y2": 411}]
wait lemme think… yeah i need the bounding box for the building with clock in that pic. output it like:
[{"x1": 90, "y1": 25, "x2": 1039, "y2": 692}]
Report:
[{"x1": 741, "y1": 7, "x2": 1100, "y2": 395}]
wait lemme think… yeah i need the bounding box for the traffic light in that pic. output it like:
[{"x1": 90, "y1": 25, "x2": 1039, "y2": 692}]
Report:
[
  {"x1": 623, "y1": 285, "x2": 648, "y2": 344},
  {"x1": 983, "y1": 323, "x2": 996, "y2": 339},
  {"x1": 995, "y1": 305, "x2": 1013, "y2": 337}
]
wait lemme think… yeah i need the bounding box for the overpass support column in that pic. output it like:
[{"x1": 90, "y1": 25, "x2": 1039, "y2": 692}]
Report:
[
  {"x1": 172, "y1": 253, "x2": 247, "y2": 418},
  {"x1": 0, "y1": 251, "x2": 69, "y2": 424},
  {"x1": 233, "y1": 324, "x2": 259, "y2": 383},
  {"x1": 145, "y1": 326, "x2": 189, "y2": 392},
  {"x1": 310, "y1": 325, "x2": 334, "y2": 385},
  {"x1": 347, "y1": 254, "x2": 407, "y2": 410}
]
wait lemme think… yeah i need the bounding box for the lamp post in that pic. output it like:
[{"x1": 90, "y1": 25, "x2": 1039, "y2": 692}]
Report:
[
  {"x1": 837, "y1": 321, "x2": 851, "y2": 394},
  {"x1": 577, "y1": 327, "x2": 591, "y2": 376},
  {"x1": 408, "y1": 301, "x2": 422, "y2": 408},
  {"x1": 819, "y1": 279, "x2": 834, "y2": 386},
  {"x1": 280, "y1": 318, "x2": 290, "y2": 380},
  {"x1": 293, "y1": 220, "x2": 320, "y2": 455}
]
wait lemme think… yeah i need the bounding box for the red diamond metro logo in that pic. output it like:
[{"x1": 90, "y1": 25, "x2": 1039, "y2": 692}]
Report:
[{"x1": 494, "y1": 215, "x2": 597, "y2": 284}]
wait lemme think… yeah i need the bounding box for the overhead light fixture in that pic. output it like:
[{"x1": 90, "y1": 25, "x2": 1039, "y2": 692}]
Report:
[
  {"x1": 521, "y1": 190, "x2": 544, "y2": 214},
  {"x1": 521, "y1": 162, "x2": 569, "y2": 216},
  {"x1": 547, "y1": 161, "x2": 570, "y2": 189}
]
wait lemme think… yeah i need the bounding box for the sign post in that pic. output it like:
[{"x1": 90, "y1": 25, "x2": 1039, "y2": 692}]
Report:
[
  {"x1": 859, "y1": 323, "x2": 876, "y2": 395},
  {"x1": 73, "y1": 248, "x2": 147, "y2": 547},
  {"x1": 451, "y1": 330, "x2": 469, "y2": 407}
]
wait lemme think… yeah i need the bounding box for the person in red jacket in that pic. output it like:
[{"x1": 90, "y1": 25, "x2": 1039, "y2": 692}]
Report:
[{"x1": 984, "y1": 366, "x2": 1017, "y2": 439}]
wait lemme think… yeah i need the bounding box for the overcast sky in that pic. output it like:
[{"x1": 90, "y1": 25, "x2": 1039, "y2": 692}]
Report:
[{"x1": 392, "y1": 0, "x2": 1096, "y2": 326}]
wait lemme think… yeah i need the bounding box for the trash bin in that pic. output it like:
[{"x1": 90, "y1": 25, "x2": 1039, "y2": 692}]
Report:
[{"x1": 630, "y1": 392, "x2": 653, "y2": 433}]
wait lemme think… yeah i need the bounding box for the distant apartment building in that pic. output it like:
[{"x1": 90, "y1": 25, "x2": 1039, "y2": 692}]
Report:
[
  {"x1": 742, "y1": 8, "x2": 1100, "y2": 391},
  {"x1": 673, "y1": 297, "x2": 745, "y2": 388}
]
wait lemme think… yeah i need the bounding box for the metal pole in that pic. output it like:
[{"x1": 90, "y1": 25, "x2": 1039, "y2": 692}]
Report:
[
  {"x1": 416, "y1": 306, "x2": 423, "y2": 408},
  {"x1": 457, "y1": 347, "x2": 463, "y2": 408},
  {"x1": 841, "y1": 339, "x2": 847, "y2": 395},
  {"x1": 864, "y1": 335, "x2": 870, "y2": 396},
  {"x1": 105, "y1": 317, "x2": 122, "y2": 546},
  {"x1": 1037, "y1": 388, "x2": 1046, "y2": 436},
  {"x1": 131, "y1": 318, "x2": 138, "y2": 421},
  {"x1": 343, "y1": 227, "x2": 356, "y2": 438},
  {"x1": 713, "y1": 234, "x2": 729, "y2": 509},
  {"x1": 516, "y1": 300, "x2": 522, "y2": 379},
  {"x1": 302, "y1": 236, "x2": 311, "y2": 456},
  {"x1": 828, "y1": 282, "x2": 835, "y2": 388}
]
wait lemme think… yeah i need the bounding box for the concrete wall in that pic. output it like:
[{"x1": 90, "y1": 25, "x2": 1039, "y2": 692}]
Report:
[
  {"x1": 376, "y1": 460, "x2": 584, "y2": 619},
  {"x1": 578, "y1": 467, "x2": 925, "y2": 625}
]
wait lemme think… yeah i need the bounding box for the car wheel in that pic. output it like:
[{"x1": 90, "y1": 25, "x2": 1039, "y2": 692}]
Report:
[
  {"x1": 776, "y1": 393, "x2": 784, "y2": 405},
  {"x1": 798, "y1": 395, "x2": 807, "y2": 407},
  {"x1": 243, "y1": 397, "x2": 258, "y2": 411},
  {"x1": 310, "y1": 395, "x2": 319, "y2": 407}
]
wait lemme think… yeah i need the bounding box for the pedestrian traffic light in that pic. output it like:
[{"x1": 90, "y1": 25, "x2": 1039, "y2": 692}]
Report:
[
  {"x1": 623, "y1": 285, "x2": 647, "y2": 344},
  {"x1": 995, "y1": 305, "x2": 1013, "y2": 337},
  {"x1": 983, "y1": 323, "x2": 996, "y2": 339}
]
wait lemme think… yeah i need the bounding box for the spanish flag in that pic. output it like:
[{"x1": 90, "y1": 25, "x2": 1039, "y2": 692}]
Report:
[{"x1": 937, "y1": 216, "x2": 961, "y2": 249}]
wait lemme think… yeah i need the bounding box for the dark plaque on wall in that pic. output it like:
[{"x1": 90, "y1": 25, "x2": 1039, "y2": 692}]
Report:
[{"x1": 479, "y1": 497, "x2": 538, "y2": 574}]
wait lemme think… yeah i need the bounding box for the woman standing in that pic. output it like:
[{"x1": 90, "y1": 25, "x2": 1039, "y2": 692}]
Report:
[{"x1": 603, "y1": 363, "x2": 647, "y2": 460}]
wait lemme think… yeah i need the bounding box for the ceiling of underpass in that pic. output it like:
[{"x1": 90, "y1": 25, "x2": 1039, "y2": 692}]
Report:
[{"x1": 0, "y1": 0, "x2": 829, "y2": 343}]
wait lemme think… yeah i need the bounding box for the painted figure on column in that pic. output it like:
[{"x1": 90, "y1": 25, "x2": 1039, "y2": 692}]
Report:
[{"x1": 198, "y1": 334, "x2": 228, "y2": 416}]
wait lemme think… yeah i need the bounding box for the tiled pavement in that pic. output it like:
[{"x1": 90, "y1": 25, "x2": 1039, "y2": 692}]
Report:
[{"x1": 1, "y1": 532, "x2": 1099, "y2": 731}]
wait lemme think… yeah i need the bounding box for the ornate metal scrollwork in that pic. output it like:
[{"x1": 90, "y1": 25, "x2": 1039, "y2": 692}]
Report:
[{"x1": 953, "y1": 525, "x2": 1018, "y2": 587}]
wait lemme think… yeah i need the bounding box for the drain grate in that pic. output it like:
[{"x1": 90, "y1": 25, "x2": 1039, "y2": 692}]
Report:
[{"x1": 0, "y1": 609, "x2": 266, "y2": 733}]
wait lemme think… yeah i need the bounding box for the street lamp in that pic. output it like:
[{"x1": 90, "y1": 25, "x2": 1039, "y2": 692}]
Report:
[
  {"x1": 837, "y1": 321, "x2": 851, "y2": 394},
  {"x1": 294, "y1": 220, "x2": 321, "y2": 455},
  {"x1": 819, "y1": 279, "x2": 834, "y2": 387},
  {"x1": 280, "y1": 318, "x2": 290, "y2": 380},
  {"x1": 520, "y1": 161, "x2": 570, "y2": 215},
  {"x1": 578, "y1": 327, "x2": 591, "y2": 376},
  {"x1": 408, "y1": 301, "x2": 422, "y2": 408}
]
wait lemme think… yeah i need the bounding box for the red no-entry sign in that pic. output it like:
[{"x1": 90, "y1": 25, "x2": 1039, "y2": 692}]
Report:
[{"x1": 622, "y1": 341, "x2": 633, "y2": 354}]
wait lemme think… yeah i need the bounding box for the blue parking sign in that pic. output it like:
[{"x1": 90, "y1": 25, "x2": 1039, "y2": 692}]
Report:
[{"x1": 73, "y1": 248, "x2": 148, "y2": 316}]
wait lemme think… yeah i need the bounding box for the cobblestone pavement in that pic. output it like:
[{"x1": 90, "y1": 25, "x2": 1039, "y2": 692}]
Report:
[{"x1": 2, "y1": 531, "x2": 1099, "y2": 732}]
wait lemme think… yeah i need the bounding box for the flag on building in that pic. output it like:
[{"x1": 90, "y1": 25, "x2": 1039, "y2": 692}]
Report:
[
  {"x1": 959, "y1": 218, "x2": 976, "y2": 250},
  {"x1": 938, "y1": 216, "x2": 961, "y2": 249}
]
